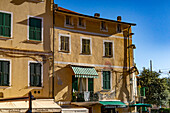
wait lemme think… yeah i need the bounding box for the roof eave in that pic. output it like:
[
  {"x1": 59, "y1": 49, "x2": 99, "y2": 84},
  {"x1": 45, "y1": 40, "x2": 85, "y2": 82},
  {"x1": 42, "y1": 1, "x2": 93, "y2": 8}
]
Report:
[{"x1": 56, "y1": 10, "x2": 136, "y2": 26}]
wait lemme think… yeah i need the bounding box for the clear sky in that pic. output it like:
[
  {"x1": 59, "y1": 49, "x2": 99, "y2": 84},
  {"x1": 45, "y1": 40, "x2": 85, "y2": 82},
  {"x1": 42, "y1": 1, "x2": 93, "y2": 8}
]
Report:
[{"x1": 54, "y1": 0, "x2": 170, "y2": 78}]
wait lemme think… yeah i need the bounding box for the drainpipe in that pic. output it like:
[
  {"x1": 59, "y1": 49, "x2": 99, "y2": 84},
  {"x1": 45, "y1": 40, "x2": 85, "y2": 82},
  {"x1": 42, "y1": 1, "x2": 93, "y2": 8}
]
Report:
[
  {"x1": 128, "y1": 25, "x2": 132, "y2": 104},
  {"x1": 52, "y1": 0, "x2": 55, "y2": 99}
]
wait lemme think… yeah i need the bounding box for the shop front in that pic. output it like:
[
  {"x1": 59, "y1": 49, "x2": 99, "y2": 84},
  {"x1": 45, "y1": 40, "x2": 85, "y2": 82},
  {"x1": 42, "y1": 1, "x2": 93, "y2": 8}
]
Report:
[{"x1": 100, "y1": 100, "x2": 127, "y2": 113}]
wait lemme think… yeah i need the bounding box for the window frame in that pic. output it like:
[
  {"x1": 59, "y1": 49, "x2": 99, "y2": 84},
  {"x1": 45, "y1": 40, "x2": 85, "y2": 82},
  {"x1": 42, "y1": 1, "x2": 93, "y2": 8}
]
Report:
[
  {"x1": 100, "y1": 21, "x2": 108, "y2": 32},
  {"x1": 101, "y1": 71, "x2": 112, "y2": 90},
  {"x1": 117, "y1": 24, "x2": 122, "y2": 33},
  {"x1": 0, "y1": 59, "x2": 11, "y2": 87},
  {"x1": 80, "y1": 37, "x2": 92, "y2": 55},
  {"x1": 27, "y1": 15, "x2": 43, "y2": 42},
  {"x1": 103, "y1": 40, "x2": 114, "y2": 58},
  {"x1": 0, "y1": 10, "x2": 13, "y2": 38},
  {"x1": 64, "y1": 15, "x2": 74, "y2": 28},
  {"x1": 58, "y1": 33, "x2": 71, "y2": 54},
  {"x1": 28, "y1": 61, "x2": 43, "y2": 88},
  {"x1": 77, "y1": 17, "x2": 86, "y2": 29}
]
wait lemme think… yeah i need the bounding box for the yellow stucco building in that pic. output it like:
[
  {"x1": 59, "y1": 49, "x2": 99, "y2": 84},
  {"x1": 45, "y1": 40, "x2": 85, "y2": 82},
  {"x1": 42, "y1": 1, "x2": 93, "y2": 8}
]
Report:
[
  {"x1": 0, "y1": 0, "x2": 61, "y2": 112},
  {"x1": 53, "y1": 7, "x2": 137, "y2": 113},
  {"x1": 0, "y1": 0, "x2": 137, "y2": 113}
]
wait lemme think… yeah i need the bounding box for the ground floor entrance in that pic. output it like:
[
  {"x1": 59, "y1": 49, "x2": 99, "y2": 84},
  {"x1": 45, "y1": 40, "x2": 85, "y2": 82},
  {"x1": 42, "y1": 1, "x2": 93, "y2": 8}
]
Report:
[{"x1": 101, "y1": 106, "x2": 116, "y2": 113}]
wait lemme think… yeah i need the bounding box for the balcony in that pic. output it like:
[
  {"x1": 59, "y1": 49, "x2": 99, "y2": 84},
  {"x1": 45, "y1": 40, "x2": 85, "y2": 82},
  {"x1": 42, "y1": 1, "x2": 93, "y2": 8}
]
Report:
[{"x1": 72, "y1": 91, "x2": 99, "y2": 102}]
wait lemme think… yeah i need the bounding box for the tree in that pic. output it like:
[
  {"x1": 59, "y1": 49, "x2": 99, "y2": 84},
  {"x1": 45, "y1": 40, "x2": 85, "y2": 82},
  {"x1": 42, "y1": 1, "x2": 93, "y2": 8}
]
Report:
[{"x1": 138, "y1": 68, "x2": 169, "y2": 107}]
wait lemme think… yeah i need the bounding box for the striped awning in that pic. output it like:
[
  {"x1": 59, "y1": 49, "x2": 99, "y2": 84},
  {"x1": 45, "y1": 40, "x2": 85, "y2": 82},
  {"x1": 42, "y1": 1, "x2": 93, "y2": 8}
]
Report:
[{"x1": 71, "y1": 66, "x2": 98, "y2": 78}]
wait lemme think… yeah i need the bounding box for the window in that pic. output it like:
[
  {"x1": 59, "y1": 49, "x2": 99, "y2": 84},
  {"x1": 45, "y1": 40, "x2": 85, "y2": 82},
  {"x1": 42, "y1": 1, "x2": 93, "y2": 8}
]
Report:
[
  {"x1": 117, "y1": 24, "x2": 122, "y2": 33},
  {"x1": 0, "y1": 12, "x2": 11, "y2": 37},
  {"x1": 0, "y1": 61, "x2": 10, "y2": 86},
  {"x1": 60, "y1": 36, "x2": 69, "y2": 52},
  {"x1": 81, "y1": 38, "x2": 91, "y2": 55},
  {"x1": 78, "y1": 17, "x2": 86, "y2": 28},
  {"x1": 104, "y1": 41, "x2": 113, "y2": 57},
  {"x1": 29, "y1": 62, "x2": 42, "y2": 87},
  {"x1": 101, "y1": 21, "x2": 107, "y2": 31},
  {"x1": 103, "y1": 71, "x2": 111, "y2": 90},
  {"x1": 29, "y1": 17, "x2": 42, "y2": 41}
]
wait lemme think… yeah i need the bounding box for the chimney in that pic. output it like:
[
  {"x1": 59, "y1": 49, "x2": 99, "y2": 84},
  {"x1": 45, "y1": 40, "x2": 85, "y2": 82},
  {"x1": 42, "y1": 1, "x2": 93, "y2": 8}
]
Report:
[
  {"x1": 94, "y1": 13, "x2": 100, "y2": 18},
  {"x1": 117, "y1": 16, "x2": 122, "y2": 22}
]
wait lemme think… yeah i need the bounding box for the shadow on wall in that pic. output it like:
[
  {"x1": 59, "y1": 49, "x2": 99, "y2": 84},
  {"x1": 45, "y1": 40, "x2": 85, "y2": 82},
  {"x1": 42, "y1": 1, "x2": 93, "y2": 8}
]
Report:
[
  {"x1": 12, "y1": 0, "x2": 53, "y2": 52},
  {"x1": 54, "y1": 65, "x2": 74, "y2": 101},
  {"x1": 118, "y1": 30, "x2": 130, "y2": 102},
  {"x1": 10, "y1": 0, "x2": 43, "y2": 5}
]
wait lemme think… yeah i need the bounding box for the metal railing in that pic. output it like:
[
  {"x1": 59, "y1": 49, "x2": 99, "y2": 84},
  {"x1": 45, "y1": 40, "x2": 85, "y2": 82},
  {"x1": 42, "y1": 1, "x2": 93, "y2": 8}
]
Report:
[{"x1": 72, "y1": 91, "x2": 99, "y2": 102}]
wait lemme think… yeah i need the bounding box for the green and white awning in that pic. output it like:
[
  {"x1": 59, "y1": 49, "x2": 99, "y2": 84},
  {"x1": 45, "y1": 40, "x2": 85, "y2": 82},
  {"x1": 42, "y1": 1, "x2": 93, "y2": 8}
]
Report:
[{"x1": 71, "y1": 66, "x2": 98, "y2": 78}]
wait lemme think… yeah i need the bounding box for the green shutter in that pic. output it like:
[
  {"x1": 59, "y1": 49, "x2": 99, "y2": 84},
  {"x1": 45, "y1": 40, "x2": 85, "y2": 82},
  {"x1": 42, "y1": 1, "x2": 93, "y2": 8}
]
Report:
[
  {"x1": 65, "y1": 37, "x2": 69, "y2": 51},
  {"x1": 0, "y1": 61, "x2": 9, "y2": 86},
  {"x1": 103, "y1": 71, "x2": 110, "y2": 90},
  {"x1": 29, "y1": 18, "x2": 42, "y2": 41},
  {"x1": 0, "y1": 12, "x2": 11, "y2": 37},
  {"x1": 30, "y1": 63, "x2": 35, "y2": 86},
  {"x1": 35, "y1": 63, "x2": 41, "y2": 87},
  {"x1": 0, "y1": 13, "x2": 4, "y2": 36},
  {"x1": 88, "y1": 78, "x2": 93, "y2": 92},
  {"x1": 140, "y1": 87, "x2": 145, "y2": 96},
  {"x1": 72, "y1": 76, "x2": 78, "y2": 91},
  {"x1": 109, "y1": 43, "x2": 112, "y2": 56}
]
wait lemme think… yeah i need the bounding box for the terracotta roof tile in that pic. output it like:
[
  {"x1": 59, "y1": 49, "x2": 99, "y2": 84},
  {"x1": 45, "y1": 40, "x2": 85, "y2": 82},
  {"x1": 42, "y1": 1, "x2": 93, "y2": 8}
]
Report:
[{"x1": 58, "y1": 7, "x2": 79, "y2": 14}]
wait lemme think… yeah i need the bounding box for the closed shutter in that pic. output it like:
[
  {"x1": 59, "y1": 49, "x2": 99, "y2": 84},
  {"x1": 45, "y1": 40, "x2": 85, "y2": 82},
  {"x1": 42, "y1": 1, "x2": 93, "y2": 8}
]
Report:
[
  {"x1": 0, "y1": 13, "x2": 4, "y2": 36},
  {"x1": 103, "y1": 71, "x2": 110, "y2": 90},
  {"x1": 88, "y1": 78, "x2": 93, "y2": 92},
  {"x1": 65, "y1": 37, "x2": 69, "y2": 51},
  {"x1": 0, "y1": 61, "x2": 2, "y2": 85},
  {"x1": 35, "y1": 63, "x2": 41, "y2": 87},
  {"x1": 3, "y1": 61, "x2": 9, "y2": 86},
  {"x1": 29, "y1": 18, "x2": 42, "y2": 41},
  {"x1": 105, "y1": 42, "x2": 109, "y2": 56},
  {"x1": 0, "y1": 12, "x2": 11, "y2": 37},
  {"x1": 30, "y1": 63, "x2": 35, "y2": 86},
  {"x1": 109, "y1": 43, "x2": 112, "y2": 56},
  {"x1": 4, "y1": 13, "x2": 11, "y2": 37},
  {"x1": 82, "y1": 39, "x2": 86, "y2": 53},
  {"x1": 87, "y1": 40, "x2": 90, "y2": 54},
  {"x1": 72, "y1": 76, "x2": 78, "y2": 91}
]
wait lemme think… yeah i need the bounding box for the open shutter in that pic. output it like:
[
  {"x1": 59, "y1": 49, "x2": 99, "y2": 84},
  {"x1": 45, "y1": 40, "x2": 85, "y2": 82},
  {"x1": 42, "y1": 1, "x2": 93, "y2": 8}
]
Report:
[
  {"x1": 72, "y1": 76, "x2": 78, "y2": 91},
  {"x1": 88, "y1": 78, "x2": 93, "y2": 92},
  {"x1": 30, "y1": 63, "x2": 35, "y2": 86}
]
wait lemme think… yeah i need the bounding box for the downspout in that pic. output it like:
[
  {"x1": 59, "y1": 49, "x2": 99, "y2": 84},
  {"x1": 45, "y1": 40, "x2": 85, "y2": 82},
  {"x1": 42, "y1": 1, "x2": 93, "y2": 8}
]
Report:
[
  {"x1": 52, "y1": 0, "x2": 55, "y2": 99},
  {"x1": 128, "y1": 25, "x2": 132, "y2": 104}
]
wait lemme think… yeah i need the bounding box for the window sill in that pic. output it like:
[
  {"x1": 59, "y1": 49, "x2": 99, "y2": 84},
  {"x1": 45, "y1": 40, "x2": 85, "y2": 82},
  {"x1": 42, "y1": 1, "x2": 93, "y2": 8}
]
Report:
[
  {"x1": 80, "y1": 53, "x2": 91, "y2": 56},
  {"x1": 77, "y1": 25, "x2": 86, "y2": 29},
  {"x1": 103, "y1": 56, "x2": 113, "y2": 58},
  {"x1": 64, "y1": 24, "x2": 74, "y2": 28},
  {"x1": 101, "y1": 29, "x2": 108, "y2": 32},
  {"x1": 59, "y1": 50, "x2": 70, "y2": 53},
  {"x1": 27, "y1": 86, "x2": 43, "y2": 89},
  {"x1": 24, "y1": 40, "x2": 42, "y2": 44},
  {"x1": 0, "y1": 86, "x2": 11, "y2": 89},
  {"x1": 0, "y1": 36, "x2": 12, "y2": 40}
]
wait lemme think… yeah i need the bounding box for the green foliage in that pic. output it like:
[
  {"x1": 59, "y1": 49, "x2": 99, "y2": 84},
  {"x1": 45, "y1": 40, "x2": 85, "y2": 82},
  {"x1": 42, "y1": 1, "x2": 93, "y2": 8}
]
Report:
[{"x1": 138, "y1": 68, "x2": 169, "y2": 106}]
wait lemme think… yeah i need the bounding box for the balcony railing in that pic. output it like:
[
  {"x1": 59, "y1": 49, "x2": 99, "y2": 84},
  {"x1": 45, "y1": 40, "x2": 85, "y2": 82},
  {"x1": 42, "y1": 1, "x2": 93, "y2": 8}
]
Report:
[{"x1": 72, "y1": 91, "x2": 99, "y2": 102}]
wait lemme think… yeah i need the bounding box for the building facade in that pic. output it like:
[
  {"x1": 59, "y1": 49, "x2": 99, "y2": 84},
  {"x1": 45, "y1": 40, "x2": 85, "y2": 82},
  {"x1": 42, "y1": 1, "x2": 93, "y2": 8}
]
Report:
[
  {"x1": 0, "y1": 0, "x2": 61, "y2": 112},
  {"x1": 54, "y1": 7, "x2": 137, "y2": 113}
]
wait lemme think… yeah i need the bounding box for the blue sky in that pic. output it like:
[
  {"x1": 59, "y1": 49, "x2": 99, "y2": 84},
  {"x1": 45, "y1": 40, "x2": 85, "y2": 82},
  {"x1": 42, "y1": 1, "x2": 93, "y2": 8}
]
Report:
[{"x1": 54, "y1": 0, "x2": 170, "y2": 78}]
